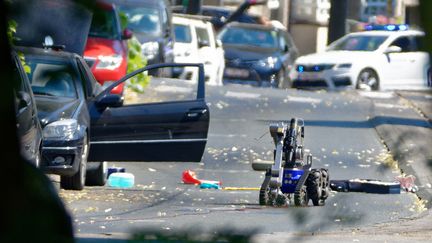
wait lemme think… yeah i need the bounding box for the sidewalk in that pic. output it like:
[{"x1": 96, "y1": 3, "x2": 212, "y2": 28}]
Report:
[{"x1": 370, "y1": 90, "x2": 432, "y2": 207}]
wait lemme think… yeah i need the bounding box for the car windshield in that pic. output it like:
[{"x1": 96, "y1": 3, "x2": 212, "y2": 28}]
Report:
[
  {"x1": 219, "y1": 26, "x2": 278, "y2": 48},
  {"x1": 26, "y1": 58, "x2": 77, "y2": 99},
  {"x1": 89, "y1": 8, "x2": 120, "y2": 39},
  {"x1": 328, "y1": 35, "x2": 388, "y2": 51},
  {"x1": 174, "y1": 24, "x2": 192, "y2": 43},
  {"x1": 119, "y1": 6, "x2": 162, "y2": 36}
]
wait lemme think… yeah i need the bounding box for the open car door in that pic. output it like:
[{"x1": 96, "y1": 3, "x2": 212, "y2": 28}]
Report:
[{"x1": 88, "y1": 63, "x2": 209, "y2": 162}]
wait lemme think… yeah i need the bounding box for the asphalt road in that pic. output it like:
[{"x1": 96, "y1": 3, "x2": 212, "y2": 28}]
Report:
[{"x1": 60, "y1": 83, "x2": 428, "y2": 240}]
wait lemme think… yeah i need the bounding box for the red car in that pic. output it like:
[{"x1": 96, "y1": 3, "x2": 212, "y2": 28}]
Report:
[{"x1": 84, "y1": 2, "x2": 131, "y2": 95}]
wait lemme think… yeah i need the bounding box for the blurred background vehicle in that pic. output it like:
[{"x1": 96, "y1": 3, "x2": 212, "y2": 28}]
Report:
[
  {"x1": 218, "y1": 22, "x2": 298, "y2": 88},
  {"x1": 84, "y1": 1, "x2": 131, "y2": 95},
  {"x1": 173, "y1": 13, "x2": 225, "y2": 86},
  {"x1": 172, "y1": 14, "x2": 200, "y2": 82},
  {"x1": 12, "y1": 50, "x2": 42, "y2": 168},
  {"x1": 289, "y1": 25, "x2": 430, "y2": 91},
  {"x1": 111, "y1": 0, "x2": 174, "y2": 76}
]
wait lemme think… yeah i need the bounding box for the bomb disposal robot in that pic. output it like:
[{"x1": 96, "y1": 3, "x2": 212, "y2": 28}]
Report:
[{"x1": 253, "y1": 118, "x2": 330, "y2": 206}]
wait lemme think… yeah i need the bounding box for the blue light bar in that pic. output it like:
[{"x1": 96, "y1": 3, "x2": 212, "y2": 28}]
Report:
[{"x1": 364, "y1": 24, "x2": 409, "y2": 31}]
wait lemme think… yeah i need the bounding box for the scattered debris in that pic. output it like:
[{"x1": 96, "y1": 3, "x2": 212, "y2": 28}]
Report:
[
  {"x1": 182, "y1": 170, "x2": 221, "y2": 189},
  {"x1": 330, "y1": 179, "x2": 400, "y2": 194},
  {"x1": 395, "y1": 175, "x2": 418, "y2": 193},
  {"x1": 199, "y1": 182, "x2": 221, "y2": 189}
]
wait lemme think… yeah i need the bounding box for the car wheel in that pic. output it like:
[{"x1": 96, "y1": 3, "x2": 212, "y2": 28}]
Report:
[
  {"x1": 86, "y1": 161, "x2": 108, "y2": 186},
  {"x1": 427, "y1": 68, "x2": 432, "y2": 87},
  {"x1": 60, "y1": 135, "x2": 88, "y2": 190},
  {"x1": 357, "y1": 68, "x2": 379, "y2": 91},
  {"x1": 34, "y1": 149, "x2": 41, "y2": 168}
]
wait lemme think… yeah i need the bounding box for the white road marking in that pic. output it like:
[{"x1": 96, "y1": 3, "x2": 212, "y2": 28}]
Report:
[
  {"x1": 225, "y1": 91, "x2": 261, "y2": 99},
  {"x1": 154, "y1": 85, "x2": 193, "y2": 93},
  {"x1": 208, "y1": 133, "x2": 247, "y2": 138},
  {"x1": 286, "y1": 96, "x2": 322, "y2": 104},
  {"x1": 375, "y1": 103, "x2": 407, "y2": 109},
  {"x1": 359, "y1": 91, "x2": 395, "y2": 99}
]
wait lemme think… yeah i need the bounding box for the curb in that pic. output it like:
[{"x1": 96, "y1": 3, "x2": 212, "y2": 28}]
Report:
[{"x1": 369, "y1": 92, "x2": 432, "y2": 208}]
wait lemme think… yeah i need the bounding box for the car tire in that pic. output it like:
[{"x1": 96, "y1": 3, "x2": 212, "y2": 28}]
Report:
[
  {"x1": 60, "y1": 135, "x2": 88, "y2": 190},
  {"x1": 34, "y1": 146, "x2": 41, "y2": 168},
  {"x1": 85, "y1": 161, "x2": 108, "y2": 186},
  {"x1": 427, "y1": 68, "x2": 432, "y2": 87},
  {"x1": 357, "y1": 68, "x2": 379, "y2": 91},
  {"x1": 294, "y1": 185, "x2": 309, "y2": 206}
]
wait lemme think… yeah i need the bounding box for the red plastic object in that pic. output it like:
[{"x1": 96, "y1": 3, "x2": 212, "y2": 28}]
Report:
[{"x1": 182, "y1": 170, "x2": 201, "y2": 184}]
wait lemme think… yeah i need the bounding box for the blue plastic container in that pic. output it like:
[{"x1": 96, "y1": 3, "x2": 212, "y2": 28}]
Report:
[
  {"x1": 108, "y1": 172, "x2": 134, "y2": 188},
  {"x1": 281, "y1": 169, "x2": 304, "y2": 194}
]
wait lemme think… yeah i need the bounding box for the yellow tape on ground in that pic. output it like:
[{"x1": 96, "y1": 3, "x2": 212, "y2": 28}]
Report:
[{"x1": 222, "y1": 187, "x2": 260, "y2": 191}]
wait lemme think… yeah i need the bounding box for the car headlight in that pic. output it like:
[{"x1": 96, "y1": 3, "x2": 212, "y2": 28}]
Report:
[
  {"x1": 336, "y1": 63, "x2": 352, "y2": 69},
  {"x1": 142, "y1": 41, "x2": 159, "y2": 60},
  {"x1": 96, "y1": 54, "x2": 123, "y2": 70},
  {"x1": 43, "y1": 119, "x2": 78, "y2": 140},
  {"x1": 257, "y1": 56, "x2": 278, "y2": 68}
]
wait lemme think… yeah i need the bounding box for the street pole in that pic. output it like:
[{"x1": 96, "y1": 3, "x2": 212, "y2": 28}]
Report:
[
  {"x1": 327, "y1": 0, "x2": 347, "y2": 44},
  {"x1": 185, "y1": 0, "x2": 202, "y2": 15}
]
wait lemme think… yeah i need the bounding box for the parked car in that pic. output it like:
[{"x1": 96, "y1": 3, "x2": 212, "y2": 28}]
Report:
[
  {"x1": 19, "y1": 45, "x2": 209, "y2": 190},
  {"x1": 218, "y1": 22, "x2": 299, "y2": 88},
  {"x1": 173, "y1": 14, "x2": 225, "y2": 86},
  {"x1": 289, "y1": 25, "x2": 431, "y2": 90},
  {"x1": 84, "y1": 2, "x2": 131, "y2": 95},
  {"x1": 111, "y1": 0, "x2": 174, "y2": 73},
  {"x1": 12, "y1": 50, "x2": 42, "y2": 167}
]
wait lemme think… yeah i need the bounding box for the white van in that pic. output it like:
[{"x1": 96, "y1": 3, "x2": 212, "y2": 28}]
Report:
[{"x1": 173, "y1": 14, "x2": 225, "y2": 86}]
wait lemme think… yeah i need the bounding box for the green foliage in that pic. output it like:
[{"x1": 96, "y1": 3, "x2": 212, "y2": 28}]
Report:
[
  {"x1": 7, "y1": 19, "x2": 17, "y2": 45},
  {"x1": 126, "y1": 36, "x2": 150, "y2": 93},
  {"x1": 8, "y1": 20, "x2": 31, "y2": 73},
  {"x1": 119, "y1": 10, "x2": 150, "y2": 93}
]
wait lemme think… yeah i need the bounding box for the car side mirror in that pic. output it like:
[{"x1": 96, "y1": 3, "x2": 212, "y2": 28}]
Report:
[
  {"x1": 384, "y1": 45, "x2": 402, "y2": 54},
  {"x1": 198, "y1": 39, "x2": 210, "y2": 48},
  {"x1": 97, "y1": 94, "x2": 124, "y2": 108},
  {"x1": 283, "y1": 44, "x2": 289, "y2": 53},
  {"x1": 216, "y1": 39, "x2": 223, "y2": 48},
  {"x1": 122, "y1": 29, "x2": 133, "y2": 40}
]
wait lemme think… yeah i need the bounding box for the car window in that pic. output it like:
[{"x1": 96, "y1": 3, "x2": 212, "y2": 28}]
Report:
[
  {"x1": 123, "y1": 67, "x2": 199, "y2": 106},
  {"x1": 26, "y1": 58, "x2": 78, "y2": 99},
  {"x1": 174, "y1": 24, "x2": 192, "y2": 43},
  {"x1": 219, "y1": 27, "x2": 278, "y2": 48},
  {"x1": 77, "y1": 58, "x2": 103, "y2": 98},
  {"x1": 196, "y1": 27, "x2": 210, "y2": 47},
  {"x1": 412, "y1": 35, "x2": 426, "y2": 52},
  {"x1": 328, "y1": 35, "x2": 388, "y2": 51},
  {"x1": 390, "y1": 36, "x2": 413, "y2": 52},
  {"x1": 278, "y1": 32, "x2": 288, "y2": 51},
  {"x1": 89, "y1": 8, "x2": 120, "y2": 39},
  {"x1": 119, "y1": 6, "x2": 162, "y2": 36}
]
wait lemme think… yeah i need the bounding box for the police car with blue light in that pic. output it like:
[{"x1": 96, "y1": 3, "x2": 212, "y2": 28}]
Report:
[{"x1": 289, "y1": 24, "x2": 431, "y2": 91}]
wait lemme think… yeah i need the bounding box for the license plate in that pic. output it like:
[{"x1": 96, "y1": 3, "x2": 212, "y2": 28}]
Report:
[
  {"x1": 225, "y1": 68, "x2": 249, "y2": 78},
  {"x1": 298, "y1": 72, "x2": 321, "y2": 81}
]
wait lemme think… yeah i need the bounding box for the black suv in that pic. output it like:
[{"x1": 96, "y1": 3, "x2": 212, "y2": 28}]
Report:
[{"x1": 19, "y1": 46, "x2": 209, "y2": 190}]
